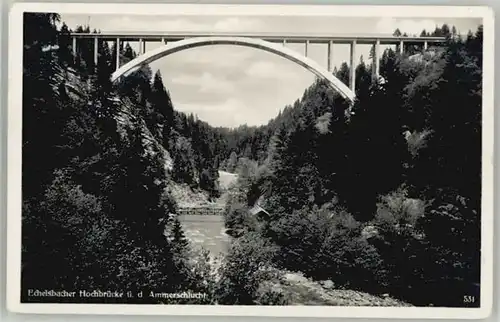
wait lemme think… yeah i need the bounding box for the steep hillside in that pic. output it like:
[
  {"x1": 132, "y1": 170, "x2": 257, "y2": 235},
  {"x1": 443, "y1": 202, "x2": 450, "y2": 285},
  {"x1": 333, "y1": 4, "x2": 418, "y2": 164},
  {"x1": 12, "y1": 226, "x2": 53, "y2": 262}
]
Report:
[
  {"x1": 167, "y1": 170, "x2": 239, "y2": 208},
  {"x1": 260, "y1": 271, "x2": 412, "y2": 306},
  {"x1": 167, "y1": 183, "x2": 211, "y2": 208},
  {"x1": 114, "y1": 100, "x2": 173, "y2": 171}
]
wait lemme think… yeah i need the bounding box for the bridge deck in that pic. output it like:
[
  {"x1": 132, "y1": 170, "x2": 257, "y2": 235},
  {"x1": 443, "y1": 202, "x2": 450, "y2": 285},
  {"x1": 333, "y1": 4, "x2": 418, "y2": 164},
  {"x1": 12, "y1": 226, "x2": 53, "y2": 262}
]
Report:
[
  {"x1": 177, "y1": 206, "x2": 225, "y2": 216},
  {"x1": 70, "y1": 32, "x2": 446, "y2": 45}
]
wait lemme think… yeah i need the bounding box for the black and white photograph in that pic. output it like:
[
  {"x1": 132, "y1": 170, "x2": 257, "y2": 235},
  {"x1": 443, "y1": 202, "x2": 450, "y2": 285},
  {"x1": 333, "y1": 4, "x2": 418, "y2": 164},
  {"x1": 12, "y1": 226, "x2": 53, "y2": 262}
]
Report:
[{"x1": 6, "y1": 3, "x2": 494, "y2": 318}]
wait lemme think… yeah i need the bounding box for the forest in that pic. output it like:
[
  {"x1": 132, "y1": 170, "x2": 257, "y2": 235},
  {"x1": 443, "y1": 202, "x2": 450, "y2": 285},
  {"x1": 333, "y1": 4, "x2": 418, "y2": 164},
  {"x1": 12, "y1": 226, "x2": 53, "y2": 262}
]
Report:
[{"x1": 22, "y1": 13, "x2": 482, "y2": 307}]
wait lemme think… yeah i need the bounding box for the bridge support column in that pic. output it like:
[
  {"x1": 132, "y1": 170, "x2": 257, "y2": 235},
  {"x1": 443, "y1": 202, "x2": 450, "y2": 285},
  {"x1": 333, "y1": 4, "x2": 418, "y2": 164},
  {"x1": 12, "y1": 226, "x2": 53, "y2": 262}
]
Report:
[
  {"x1": 327, "y1": 40, "x2": 333, "y2": 72},
  {"x1": 93, "y1": 36, "x2": 98, "y2": 66},
  {"x1": 424, "y1": 40, "x2": 428, "y2": 51},
  {"x1": 282, "y1": 39, "x2": 287, "y2": 47},
  {"x1": 305, "y1": 39, "x2": 309, "y2": 57},
  {"x1": 372, "y1": 39, "x2": 380, "y2": 81},
  {"x1": 399, "y1": 40, "x2": 404, "y2": 54},
  {"x1": 161, "y1": 37, "x2": 165, "y2": 44},
  {"x1": 139, "y1": 38, "x2": 144, "y2": 54},
  {"x1": 349, "y1": 40, "x2": 356, "y2": 93},
  {"x1": 116, "y1": 37, "x2": 120, "y2": 71},
  {"x1": 72, "y1": 36, "x2": 76, "y2": 61}
]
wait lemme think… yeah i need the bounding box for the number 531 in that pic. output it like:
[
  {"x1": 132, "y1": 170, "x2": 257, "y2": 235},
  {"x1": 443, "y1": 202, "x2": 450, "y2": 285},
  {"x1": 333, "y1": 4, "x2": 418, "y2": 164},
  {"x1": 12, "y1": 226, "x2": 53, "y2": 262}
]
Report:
[{"x1": 464, "y1": 296, "x2": 476, "y2": 303}]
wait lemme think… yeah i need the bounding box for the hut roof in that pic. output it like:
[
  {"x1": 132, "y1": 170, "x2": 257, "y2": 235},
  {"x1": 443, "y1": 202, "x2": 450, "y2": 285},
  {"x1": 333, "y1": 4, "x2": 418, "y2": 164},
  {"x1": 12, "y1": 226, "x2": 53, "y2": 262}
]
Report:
[{"x1": 249, "y1": 204, "x2": 270, "y2": 216}]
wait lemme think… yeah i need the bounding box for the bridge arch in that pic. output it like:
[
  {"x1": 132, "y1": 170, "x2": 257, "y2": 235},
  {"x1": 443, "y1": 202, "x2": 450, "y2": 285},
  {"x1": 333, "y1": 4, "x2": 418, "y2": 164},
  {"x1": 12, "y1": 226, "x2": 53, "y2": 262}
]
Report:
[{"x1": 111, "y1": 36, "x2": 356, "y2": 103}]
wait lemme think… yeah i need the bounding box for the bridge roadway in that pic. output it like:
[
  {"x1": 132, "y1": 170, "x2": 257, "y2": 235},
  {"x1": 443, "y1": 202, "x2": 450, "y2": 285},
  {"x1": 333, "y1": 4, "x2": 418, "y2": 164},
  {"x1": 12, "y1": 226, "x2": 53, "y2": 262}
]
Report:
[{"x1": 70, "y1": 31, "x2": 445, "y2": 45}]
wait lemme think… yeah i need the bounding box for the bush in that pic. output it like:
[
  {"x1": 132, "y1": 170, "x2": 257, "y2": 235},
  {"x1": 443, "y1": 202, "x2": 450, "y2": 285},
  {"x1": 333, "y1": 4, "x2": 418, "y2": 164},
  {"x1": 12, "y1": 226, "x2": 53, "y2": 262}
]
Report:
[
  {"x1": 173, "y1": 247, "x2": 217, "y2": 304},
  {"x1": 215, "y1": 232, "x2": 279, "y2": 305},
  {"x1": 374, "y1": 187, "x2": 426, "y2": 231},
  {"x1": 366, "y1": 188, "x2": 428, "y2": 300},
  {"x1": 22, "y1": 169, "x2": 105, "y2": 296},
  {"x1": 255, "y1": 269, "x2": 290, "y2": 305},
  {"x1": 224, "y1": 202, "x2": 258, "y2": 238},
  {"x1": 367, "y1": 187, "x2": 480, "y2": 306},
  {"x1": 405, "y1": 129, "x2": 432, "y2": 158},
  {"x1": 267, "y1": 205, "x2": 387, "y2": 293},
  {"x1": 413, "y1": 192, "x2": 481, "y2": 307}
]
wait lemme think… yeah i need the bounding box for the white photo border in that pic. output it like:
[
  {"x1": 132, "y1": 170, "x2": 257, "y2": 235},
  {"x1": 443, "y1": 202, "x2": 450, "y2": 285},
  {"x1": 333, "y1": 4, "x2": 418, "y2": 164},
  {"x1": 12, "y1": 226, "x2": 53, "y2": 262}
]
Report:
[{"x1": 6, "y1": 2, "x2": 495, "y2": 319}]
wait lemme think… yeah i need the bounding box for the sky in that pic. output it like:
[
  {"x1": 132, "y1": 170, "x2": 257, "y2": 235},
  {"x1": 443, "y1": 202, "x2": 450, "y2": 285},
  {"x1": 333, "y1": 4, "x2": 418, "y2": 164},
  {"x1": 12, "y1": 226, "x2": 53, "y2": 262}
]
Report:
[{"x1": 59, "y1": 14, "x2": 481, "y2": 128}]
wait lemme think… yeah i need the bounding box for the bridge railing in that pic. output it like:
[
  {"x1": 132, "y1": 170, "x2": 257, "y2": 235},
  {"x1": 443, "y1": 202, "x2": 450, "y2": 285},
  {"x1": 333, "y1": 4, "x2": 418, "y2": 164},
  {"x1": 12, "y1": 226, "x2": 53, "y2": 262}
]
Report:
[{"x1": 177, "y1": 206, "x2": 225, "y2": 216}]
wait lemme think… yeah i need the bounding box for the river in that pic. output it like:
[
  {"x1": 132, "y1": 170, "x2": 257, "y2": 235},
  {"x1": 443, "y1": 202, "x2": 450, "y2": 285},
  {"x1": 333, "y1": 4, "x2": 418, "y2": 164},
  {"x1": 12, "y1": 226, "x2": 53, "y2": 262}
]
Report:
[{"x1": 178, "y1": 214, "x2": 229, "y2": 256}]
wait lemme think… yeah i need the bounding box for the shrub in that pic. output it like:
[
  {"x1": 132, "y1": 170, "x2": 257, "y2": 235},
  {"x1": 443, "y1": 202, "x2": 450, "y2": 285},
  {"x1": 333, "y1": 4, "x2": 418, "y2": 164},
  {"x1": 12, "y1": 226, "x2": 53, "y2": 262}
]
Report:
[
  {"x1": 374, "y1": 187, "x2": 427, "y2": 231},
  {"x1": 215, "y1": 232, "x2": 279, "y2": 305},
  {"x1": 267, "y1": 205, "x2": 387, "y2": 293},
  {"x1": 22, "y1": 169, "x2": 105, "y2": 295},
  {"x1": 413, "y1": 192, "x2": 481, "y2": 307},
  {"x1": 366, "y1": 187, "x2": 481, "y2": 306},
  {"x1": 255, "y1": 269, "x2": 290, "y2": 306},
  {"x1": 405, "y1": 129, "x2": 432, "y2": 158},
  {"x1": 224, "y1": 202, "x2": 258, "y2": 238},
  {"x1": 367, "y1": 188, "x2": 428, "y2": 299},
  {"x1": 175, "y1": 247, "x2": 217, "y2": 304}
]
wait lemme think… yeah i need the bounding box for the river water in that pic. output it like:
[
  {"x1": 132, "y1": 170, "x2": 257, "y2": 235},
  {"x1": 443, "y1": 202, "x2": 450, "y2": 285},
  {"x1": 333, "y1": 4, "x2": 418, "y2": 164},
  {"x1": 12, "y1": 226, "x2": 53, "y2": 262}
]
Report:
[{"x1": 178, "y1": 214, "x2": 229, "y2": 256}]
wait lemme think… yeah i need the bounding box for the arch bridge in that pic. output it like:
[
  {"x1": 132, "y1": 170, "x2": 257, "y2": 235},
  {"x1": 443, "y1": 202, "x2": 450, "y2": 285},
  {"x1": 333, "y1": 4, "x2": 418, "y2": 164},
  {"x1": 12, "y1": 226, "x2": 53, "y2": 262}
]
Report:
[{"x1": 70, "y1": 31, "x2": 446, "y2": 103}]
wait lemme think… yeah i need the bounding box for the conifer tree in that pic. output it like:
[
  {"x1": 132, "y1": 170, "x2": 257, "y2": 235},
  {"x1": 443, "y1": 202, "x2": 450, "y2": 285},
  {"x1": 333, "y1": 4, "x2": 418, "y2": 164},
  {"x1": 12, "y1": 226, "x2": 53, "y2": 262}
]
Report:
[
  {"x1": 151, "y1": 70, "x2": 175, "y2": 138},
  {"x1": 57, "y1": 22, "x2": 73, "y2": 67},
  {"x1": 172, "y1": 218, "x2": 189, "y2": 250},
  {"x1": 226, "y1": 151, "x2": 238, "y2": 172},
  {"x1": 335, "y1": 62, "x2": 350, "y2": 86}
]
